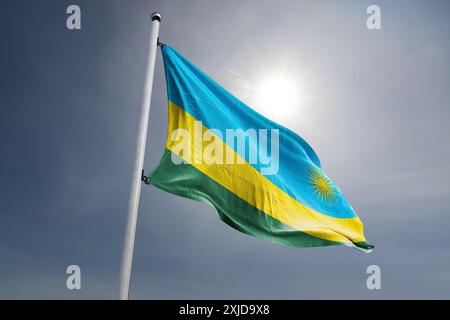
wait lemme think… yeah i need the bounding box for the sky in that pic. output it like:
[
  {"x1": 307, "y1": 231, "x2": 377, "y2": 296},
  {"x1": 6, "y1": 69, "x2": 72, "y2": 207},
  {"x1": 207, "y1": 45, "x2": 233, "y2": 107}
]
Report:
[{"x1": 0, "y1": 0, "x2": 449, "y2": 299}]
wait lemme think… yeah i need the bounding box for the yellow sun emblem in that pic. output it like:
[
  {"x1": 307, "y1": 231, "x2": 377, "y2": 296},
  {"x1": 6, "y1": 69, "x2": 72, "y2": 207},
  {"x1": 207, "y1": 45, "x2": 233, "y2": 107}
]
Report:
[{"x1": 307, "y1": 166, "x2": 337, "y2": 203}]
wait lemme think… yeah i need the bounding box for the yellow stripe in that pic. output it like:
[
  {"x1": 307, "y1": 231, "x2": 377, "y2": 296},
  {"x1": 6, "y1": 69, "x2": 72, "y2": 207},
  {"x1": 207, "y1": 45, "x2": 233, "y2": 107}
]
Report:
[{"x1": 166, "y1": 101, "x2": 367, "y2": 244}]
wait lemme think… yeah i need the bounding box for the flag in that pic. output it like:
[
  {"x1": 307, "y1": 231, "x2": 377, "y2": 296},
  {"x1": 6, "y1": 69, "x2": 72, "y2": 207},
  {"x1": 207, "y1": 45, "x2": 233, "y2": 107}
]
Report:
[{"x1": 147, "y1": 45, "x2": 373, "y2": 252}]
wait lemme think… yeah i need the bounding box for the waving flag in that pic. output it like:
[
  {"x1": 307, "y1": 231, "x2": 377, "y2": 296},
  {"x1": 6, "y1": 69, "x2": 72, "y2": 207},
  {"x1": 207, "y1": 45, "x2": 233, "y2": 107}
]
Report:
[{"x1": 147, "y1": 45, "x2": 373, "y2": 252}]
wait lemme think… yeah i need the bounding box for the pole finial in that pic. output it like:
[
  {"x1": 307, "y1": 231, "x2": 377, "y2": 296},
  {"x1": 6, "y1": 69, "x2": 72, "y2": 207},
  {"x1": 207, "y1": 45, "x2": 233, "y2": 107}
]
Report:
[{"x1": 151, "y1": 12, "x2": 161, "y2": 22}]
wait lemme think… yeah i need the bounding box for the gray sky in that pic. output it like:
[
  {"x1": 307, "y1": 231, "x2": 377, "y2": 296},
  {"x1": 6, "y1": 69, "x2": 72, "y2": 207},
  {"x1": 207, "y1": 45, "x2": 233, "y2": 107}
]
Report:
[{"x1": 1, "y1": 0, "x2": 449, "y2": 299}]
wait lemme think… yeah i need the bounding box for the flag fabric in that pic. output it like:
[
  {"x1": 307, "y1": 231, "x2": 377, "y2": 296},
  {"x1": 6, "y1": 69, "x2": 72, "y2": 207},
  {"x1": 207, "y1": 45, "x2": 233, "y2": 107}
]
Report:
[{"x1": 147, "y1": 45, "x2": 373, "y2": 252}]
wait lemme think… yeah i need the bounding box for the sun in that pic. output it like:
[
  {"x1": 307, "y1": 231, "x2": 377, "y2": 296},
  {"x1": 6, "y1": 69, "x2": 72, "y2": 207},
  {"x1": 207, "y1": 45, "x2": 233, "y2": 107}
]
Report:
[
  {"x1": 307, "y1": 166, "x2": 336, "y2": 203},
  {"x1": 254, "y1": 74, "x2": 300, "y2": 119}
]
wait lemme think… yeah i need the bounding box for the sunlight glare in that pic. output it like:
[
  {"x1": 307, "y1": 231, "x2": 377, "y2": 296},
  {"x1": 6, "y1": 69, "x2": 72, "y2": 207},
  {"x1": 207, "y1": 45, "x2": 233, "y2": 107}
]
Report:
[{"x1": 254, "y1": 75, "x2": 300, "y2": 120}]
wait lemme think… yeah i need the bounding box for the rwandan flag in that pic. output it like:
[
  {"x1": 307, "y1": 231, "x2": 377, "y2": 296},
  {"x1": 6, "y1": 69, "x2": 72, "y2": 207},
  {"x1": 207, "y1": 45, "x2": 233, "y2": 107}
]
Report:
[{"x1": 147, "y1": 45, "x2": 373, "y2": 252}]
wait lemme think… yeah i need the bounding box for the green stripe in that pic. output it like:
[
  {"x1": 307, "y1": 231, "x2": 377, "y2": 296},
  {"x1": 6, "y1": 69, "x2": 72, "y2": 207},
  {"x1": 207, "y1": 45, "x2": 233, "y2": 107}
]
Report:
[{"x1": 148, "y1": 149, "x2": 346, "y2": 248}]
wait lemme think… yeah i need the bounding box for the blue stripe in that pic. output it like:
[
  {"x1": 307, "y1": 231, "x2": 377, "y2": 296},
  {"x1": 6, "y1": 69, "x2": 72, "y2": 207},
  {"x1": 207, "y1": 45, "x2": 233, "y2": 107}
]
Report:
[{"x1": 162, "y1": 45, "x2": 357, "y2": 219}]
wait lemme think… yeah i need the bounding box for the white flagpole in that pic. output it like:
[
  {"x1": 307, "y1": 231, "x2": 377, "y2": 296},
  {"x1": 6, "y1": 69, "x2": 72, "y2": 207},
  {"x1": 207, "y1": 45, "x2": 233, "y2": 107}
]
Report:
[{"x1": 118, "y1": 12, "x2": 161, "y2": 300}]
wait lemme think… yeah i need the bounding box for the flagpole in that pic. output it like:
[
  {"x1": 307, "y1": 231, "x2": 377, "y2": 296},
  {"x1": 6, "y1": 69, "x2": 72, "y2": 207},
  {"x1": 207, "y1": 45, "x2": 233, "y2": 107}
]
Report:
[{"x1": 118, "y1": 12, "x2": 161, "y2": 300}]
